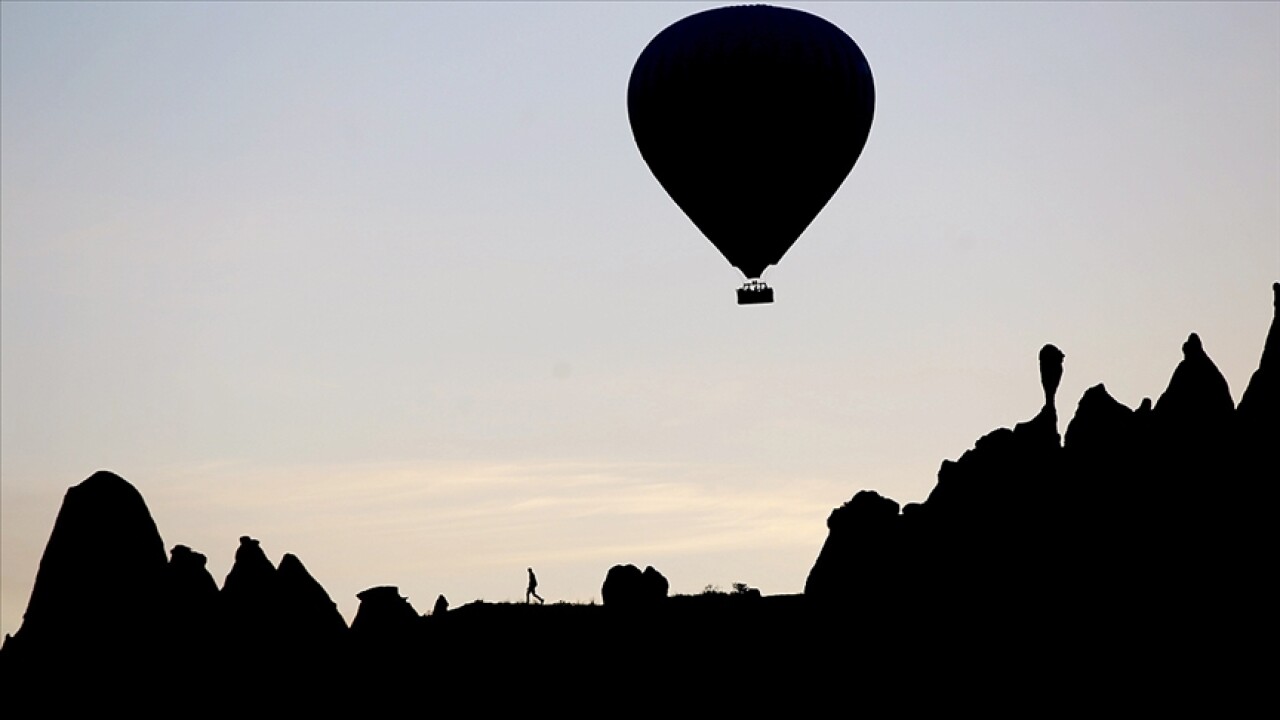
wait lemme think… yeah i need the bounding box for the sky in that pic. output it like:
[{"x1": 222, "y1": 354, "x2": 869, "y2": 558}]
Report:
[{"x1": 2, "y1": 2, "x2": 1277, "y2": 638}]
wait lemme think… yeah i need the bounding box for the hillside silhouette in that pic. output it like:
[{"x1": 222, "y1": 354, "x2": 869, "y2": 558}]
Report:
[{"x1": 2, "y1": 283, "x2": 1274, "y2": 710}]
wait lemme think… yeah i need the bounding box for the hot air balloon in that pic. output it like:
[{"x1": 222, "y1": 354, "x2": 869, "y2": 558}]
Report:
[{"x1": 628, "y1": 5, "x2": 875, "y2": 304}]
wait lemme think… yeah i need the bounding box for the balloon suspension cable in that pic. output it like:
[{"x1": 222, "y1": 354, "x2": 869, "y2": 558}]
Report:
[{"x1": 737, "y1": 279, "x2": 774, "y2": 305}]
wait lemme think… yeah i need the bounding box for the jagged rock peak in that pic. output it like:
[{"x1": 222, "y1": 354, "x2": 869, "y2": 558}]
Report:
[
  {"x1": 1076, "y1": 382, "x2": 1125, "y2": 412},
  {"x1": 1154, "y1": 332, "x2": 1234, "y2": 422},
  {"x1": 1064, "y1": 383, "x2": 1134, "y2": 451},
  {"x1": 642, "y1": 566, "x2": 670, "y2": 599},
  {"x1": 163, "y1": 543, "x2": 219, "y2": 620},
  {"x1": 432, "y1": 594, "x2": 449, "y2": 616},
  {"x1": 222, "y1": 535, "x2": 276, "y2": 596},
  {"x1": 1186, "y1": 332, "x2": 1203, "y2": 354},
  {"x1": 277, "y1": 553, "x2": 348, "y2": 635},
  {"x1": 277, "y1": 552, "x2": 306, "y2": 575},
  {"x1": 602, "y1": 564, "x2": 669, "y2": 608}
]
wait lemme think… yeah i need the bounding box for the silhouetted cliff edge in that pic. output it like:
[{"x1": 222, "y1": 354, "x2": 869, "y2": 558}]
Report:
[{"x1": 805, "y1": 282, "x2": 1277, "y2": 703}]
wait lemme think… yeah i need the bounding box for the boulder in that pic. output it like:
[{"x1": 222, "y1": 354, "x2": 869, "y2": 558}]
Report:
[
  {"x1": 351, "y1": 586, "x2": 418, "y2": 636},
  {"x1": 602, "y1": 564, "x2": 667, "y2": 608}
]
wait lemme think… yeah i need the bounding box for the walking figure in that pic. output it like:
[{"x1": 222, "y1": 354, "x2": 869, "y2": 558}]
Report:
[{"x1": 526, "y1": 567, "x2": 544, "y2": 604}]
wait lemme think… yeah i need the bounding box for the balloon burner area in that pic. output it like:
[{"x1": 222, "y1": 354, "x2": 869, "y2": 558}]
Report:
[{"x1": 737, "y1": 280, "x2": 774, "y2": 305}]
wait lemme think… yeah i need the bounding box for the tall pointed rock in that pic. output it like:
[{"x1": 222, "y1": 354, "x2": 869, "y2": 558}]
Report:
[
  {"x1": 220, "y1": 536, "x2": 280, "y2": 650},
  {"x1": 7, "y1": 471, "x2": 168, "y2": 660},
  {"x1": 277, "y1": 552, "x2": 347, "y2": 640},
  {"x1": 1154, "y1": 333, "x2": 1234, "y2": 426}
]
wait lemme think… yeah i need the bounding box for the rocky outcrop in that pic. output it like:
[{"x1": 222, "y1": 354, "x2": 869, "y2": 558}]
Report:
[
  {"x1": 1064, "y1": 383, "x2": 1139, "y2": 455},
  {"x1": 602, "y1": 564, "x2": 668, "y2": 608},
  {"x1": 5, "y1": 471, "x2": 168, "y2": 662},
  {"x1": 0, "y1": 480, "x2": 354, "y2": 697},
  {"x1": 220, "y1": 536, "x2": 280, "y2": 647},
  {"x1": 162, "y1": 544, "x2": 220, "y2": 651},
  {"x1": 1154, "y1": 333, "x2": 1235, "y2": 427},
  {"x1": 642, "y1": 566, "x2": 670, "y2": 601},
  {"x1": 804, "y1": 490, "x2": 900, "y2": 605},
  {"x1": 1039, "y1": 343, "x2": 1065, "y2": 409},
  {"x1": 351, "y1": 586, "x2": 418, "y2": 637},
  {"x1": 278, "y1": 553, "x2": 347, "y2": 641},
  {"x1": 215, "y1": 537, "x2": 348, "y2": 673},
  {"x1": 167, "y1": 544, "x2": 219, "y2": 605},
  {"x1": 806, "y1": 282, "x2": 1279, "y2": 651},
  {"x1": 223, "y1": 536, "x2": 277, "y2": 598}
]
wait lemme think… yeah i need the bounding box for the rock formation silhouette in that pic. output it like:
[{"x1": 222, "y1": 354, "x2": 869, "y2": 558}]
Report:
[
  {"x1": 602, "y1": 564, "x2": 669, "y2": 608},
  {"x1": 1039, "y1": 343, "x2": 1065, "y2": 409},
  {"x1": 804, "y1": 281, "x2": 1278, "y2": 689},
  {"x1": 2, "y1": 282, "x2": 1274, "y2": 710},
  {"x1": 3, "y1": 471, "x2": 168, "y2": 666},
  {"x1": 167, "y1": 544, "x2": 219, "y2": 605},
  {"x1": 1155, "y1": 333, "x2": 1235, "y2": 421},
  {"x1": 432, "y1": 593, "x2": 449, "y2": 616},
  {"x1": 804, "y1": 490, "x2": 901, "y2": 612},
  {"x1": 277, "y1": 552, "x2": 348, "y2": 643},
  {"x1": 162, "y1": 544, "x2": 220, "y2": 654},
  {"x1": 219, "y1": 534, "x2": 283, "y2": 665},
  {"x1": 351, "y1": 585, "x2": 419, "y2": 637}
]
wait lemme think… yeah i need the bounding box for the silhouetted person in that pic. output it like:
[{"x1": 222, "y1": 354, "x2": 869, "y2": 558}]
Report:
[
  {"x1": 1039, "y1": 344, "x2": 1065, "y2": 409},
  {"x1": 526, "y1": 567, "x2": 543, "y2": 604}
]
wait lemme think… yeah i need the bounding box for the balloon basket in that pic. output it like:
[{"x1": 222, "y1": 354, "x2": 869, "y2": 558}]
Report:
[{"x1": 737, "y1": 281, "x2": 774, "y2": 305}]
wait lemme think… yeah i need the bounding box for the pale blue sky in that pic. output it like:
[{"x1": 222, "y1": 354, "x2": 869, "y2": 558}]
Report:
[{"x1": 3, "y1": 2, "x2": 1277, "y2": 636}]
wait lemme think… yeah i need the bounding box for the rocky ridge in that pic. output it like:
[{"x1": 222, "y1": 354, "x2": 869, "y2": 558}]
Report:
[{"x1": 2, "y1": 282, "x2": 1274, "y2": 710}]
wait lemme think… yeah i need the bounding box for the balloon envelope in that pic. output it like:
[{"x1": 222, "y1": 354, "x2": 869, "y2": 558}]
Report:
[{"x1": 628, "y1": 5, "x2": 875, "y2": 281}]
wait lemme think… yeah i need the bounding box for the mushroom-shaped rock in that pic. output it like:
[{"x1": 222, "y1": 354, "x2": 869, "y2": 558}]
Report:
[
  {"x1": 1039, "y1": 344, "x2": 1065, "y2": 409},
  {"x1": 351, "y1": 586, "x2": 418, "y2": 636}
]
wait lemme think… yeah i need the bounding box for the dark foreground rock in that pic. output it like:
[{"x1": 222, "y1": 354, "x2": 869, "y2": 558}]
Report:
[
  {"x1": 2, "y1": 471, "x2": 168, "y2": 665},
  {"x1": 601, "y1": 563, "x2": 669, "y2": 608},
  {"x1": 2, "y1": 282, "x2": 1274, "y2": 712},
  {"x1": 803, "y1": 283, "x2": 1277, "y2": 708}
]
